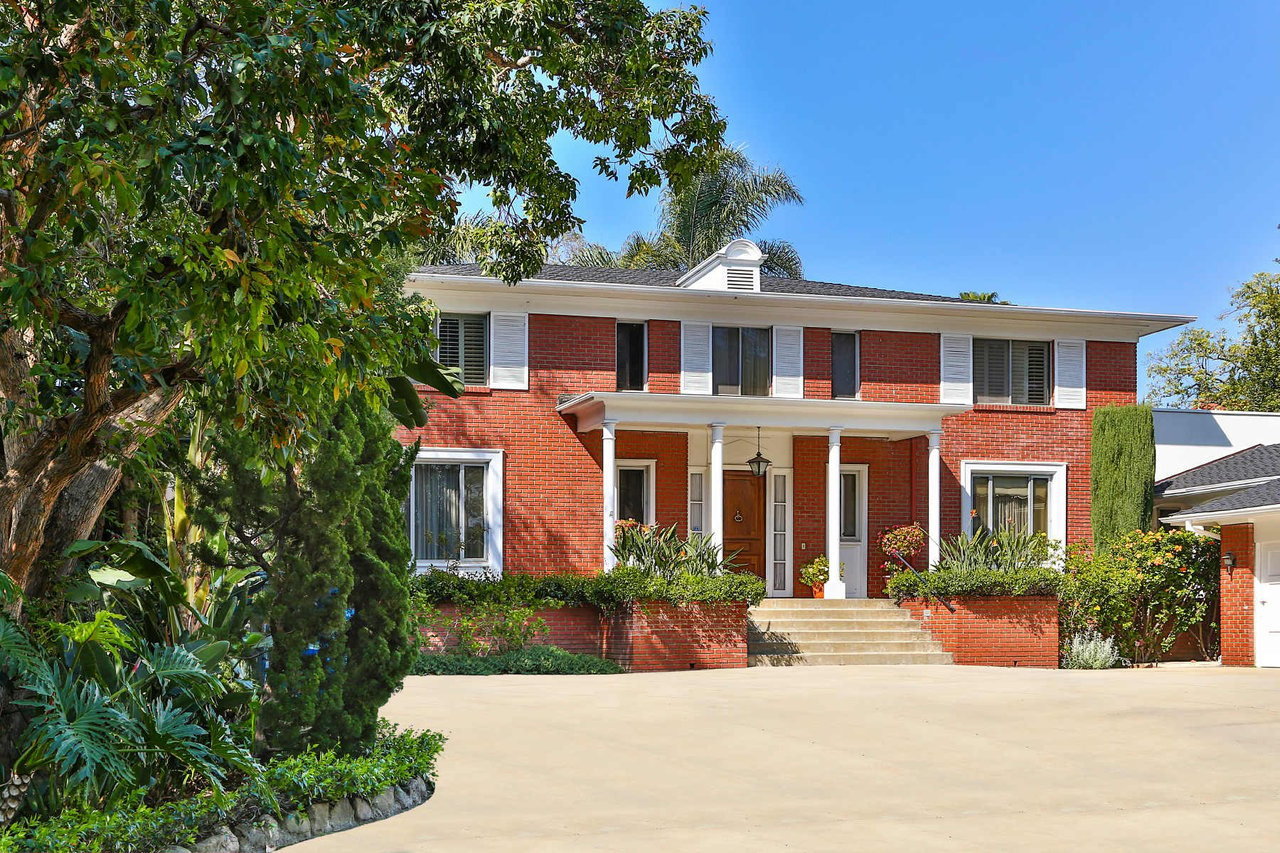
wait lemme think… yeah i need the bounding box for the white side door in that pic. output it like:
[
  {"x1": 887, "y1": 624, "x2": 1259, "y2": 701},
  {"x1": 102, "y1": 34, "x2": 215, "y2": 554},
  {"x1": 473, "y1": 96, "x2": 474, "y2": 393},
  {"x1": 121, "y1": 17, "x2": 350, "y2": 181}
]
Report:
[
  {"x1": 838, "y1": 465, "x2": 869, "y2": 599},
  {"x1": 1256, "y1": 542, "x2": 1280, "y2": 667}
]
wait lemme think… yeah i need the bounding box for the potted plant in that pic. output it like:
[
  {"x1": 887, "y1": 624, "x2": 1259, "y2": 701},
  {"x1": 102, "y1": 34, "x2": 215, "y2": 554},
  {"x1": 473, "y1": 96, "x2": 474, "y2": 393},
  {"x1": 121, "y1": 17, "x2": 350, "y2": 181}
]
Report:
[{"x1": 799, "y1": 556, "x2": 830, "y2": 598}]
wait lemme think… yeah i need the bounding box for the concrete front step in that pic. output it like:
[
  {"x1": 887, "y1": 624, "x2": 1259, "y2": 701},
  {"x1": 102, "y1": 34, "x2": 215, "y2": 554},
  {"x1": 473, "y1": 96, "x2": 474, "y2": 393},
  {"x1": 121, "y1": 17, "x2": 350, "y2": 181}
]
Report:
[
  {"x1": 751, "y1": 599, "x2": 901, "y2": 609},
  {"x1": 748, "y1": 651, "x2": 954, "y2": 666},
  {"x1": 749, "y1": 614, "x2": 918, "y2": 630},
  {"x1": 748, "y1": 639, "x2": 947, "y2": 655},
  {"x1": 747, "y1": 625, "x2": 931, "y2": 637}
]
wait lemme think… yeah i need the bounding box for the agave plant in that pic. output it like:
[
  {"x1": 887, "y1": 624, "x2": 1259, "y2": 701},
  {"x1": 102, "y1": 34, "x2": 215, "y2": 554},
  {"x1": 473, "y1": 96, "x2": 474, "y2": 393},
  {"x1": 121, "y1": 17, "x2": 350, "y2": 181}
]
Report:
[{"x1": 610, "y1": 522, "x2": 739, "y2": 580}]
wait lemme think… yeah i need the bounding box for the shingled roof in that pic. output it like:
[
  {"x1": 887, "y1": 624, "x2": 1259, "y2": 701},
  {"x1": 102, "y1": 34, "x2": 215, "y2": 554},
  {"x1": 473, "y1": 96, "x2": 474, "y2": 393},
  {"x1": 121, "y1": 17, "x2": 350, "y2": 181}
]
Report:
[
  {"x1": 414, "y1": 264, "x2": 966, "y2": 304},
  {"x1": 1166, "y1": 477, "x2": 1280, "y2": 519},
  {"x1": 1155, "y1": 444, "x2": 1280, "y2": 494}
]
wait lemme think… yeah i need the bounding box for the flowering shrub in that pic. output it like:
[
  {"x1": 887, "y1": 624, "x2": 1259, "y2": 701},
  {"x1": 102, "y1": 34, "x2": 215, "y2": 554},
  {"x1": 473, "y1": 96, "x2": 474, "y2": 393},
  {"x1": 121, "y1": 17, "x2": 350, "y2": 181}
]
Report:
[{"x1": 1059, "y1": 529, "x2": 1218, "y2": 664}]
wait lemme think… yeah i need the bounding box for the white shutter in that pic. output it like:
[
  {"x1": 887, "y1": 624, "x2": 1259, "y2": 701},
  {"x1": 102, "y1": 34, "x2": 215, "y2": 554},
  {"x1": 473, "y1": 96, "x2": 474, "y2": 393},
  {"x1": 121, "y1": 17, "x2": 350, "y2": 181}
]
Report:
[
  {"x1": 771, "y1": 325, "x2": 804, "y2": 398},
  {"x1": 488, "y1": 312, "x2": 528, "y2": 390},
  {"x1": 939, "y1": 334, "x2": 973, "y2": 405},
  {"x1": 1054, "y1": 339, "x2": 1086, "y2": 409},
  {"x1": 680, "y1": 321, "x2": 712, "y2": 394}
]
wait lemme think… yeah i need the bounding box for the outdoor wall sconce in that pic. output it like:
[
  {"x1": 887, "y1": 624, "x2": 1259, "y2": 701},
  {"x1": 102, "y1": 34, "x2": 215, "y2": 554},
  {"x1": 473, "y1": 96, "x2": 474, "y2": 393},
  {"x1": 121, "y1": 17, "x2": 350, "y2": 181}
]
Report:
[
  {"x1": 1224, "y1": 552, "x2": 1237, "y2": 571},
  {"x1": 747, "y1": 426, "x2": 771, "y2": 477}
]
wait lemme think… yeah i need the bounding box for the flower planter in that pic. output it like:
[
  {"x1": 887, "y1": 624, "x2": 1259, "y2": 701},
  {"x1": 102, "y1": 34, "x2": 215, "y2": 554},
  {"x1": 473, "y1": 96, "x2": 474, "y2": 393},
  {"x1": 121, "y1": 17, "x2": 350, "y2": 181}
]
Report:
[{"x1": 810, "y1": 585, "x2": 824, "y2": 599}]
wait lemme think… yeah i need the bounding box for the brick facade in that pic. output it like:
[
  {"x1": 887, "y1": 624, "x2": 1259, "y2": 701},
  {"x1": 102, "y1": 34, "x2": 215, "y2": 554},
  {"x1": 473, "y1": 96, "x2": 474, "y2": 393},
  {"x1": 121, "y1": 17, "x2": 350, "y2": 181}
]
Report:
[
  {"x1": 899, "y1": 596, "x2": 1060, "y2": 667},
  {"x1": 400, "y1": 313, "x2": 1140, "y2": 594},
  {"x1": 421, "y1": 604, "x2": 604, "y2": 656},
  {"x1": 1219, "y1": 523, "x2": 1255, "y2": 667}
]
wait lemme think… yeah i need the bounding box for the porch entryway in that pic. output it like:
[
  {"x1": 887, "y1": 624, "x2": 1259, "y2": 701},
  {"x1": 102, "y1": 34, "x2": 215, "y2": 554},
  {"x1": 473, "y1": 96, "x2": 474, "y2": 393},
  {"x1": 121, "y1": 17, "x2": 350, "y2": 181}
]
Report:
[{"x1": 723, "y1": 471, "x2": 766, "y2": 580}]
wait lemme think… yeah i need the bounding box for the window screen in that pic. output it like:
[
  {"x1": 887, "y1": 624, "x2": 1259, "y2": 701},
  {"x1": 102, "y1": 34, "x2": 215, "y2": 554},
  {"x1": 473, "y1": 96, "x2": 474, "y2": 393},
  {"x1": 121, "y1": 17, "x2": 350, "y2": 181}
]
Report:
[
  {"x1": 616, "y1": 322, "x2": 646, "y2": 391},
  {"x1": 832, "y1": 332, "x2": 859, "y2": 398}
]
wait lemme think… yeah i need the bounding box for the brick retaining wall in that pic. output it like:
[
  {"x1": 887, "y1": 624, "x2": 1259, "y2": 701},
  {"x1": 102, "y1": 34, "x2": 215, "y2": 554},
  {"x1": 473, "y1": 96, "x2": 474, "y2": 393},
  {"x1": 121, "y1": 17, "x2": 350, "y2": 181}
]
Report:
[
  {"x1": 418, "y1": 601, "x2": 748, "y2": 672},
  {"x1": 900, "y1": 596, "x2": 1059, "y2": 667}
]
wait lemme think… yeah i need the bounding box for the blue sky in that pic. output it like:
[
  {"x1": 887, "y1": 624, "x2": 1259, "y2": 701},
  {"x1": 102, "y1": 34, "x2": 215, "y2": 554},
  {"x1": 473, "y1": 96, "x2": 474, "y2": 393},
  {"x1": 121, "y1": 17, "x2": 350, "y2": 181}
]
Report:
[{"x1": 518, "y1": 2, "x2": 1280, "y2": 387}]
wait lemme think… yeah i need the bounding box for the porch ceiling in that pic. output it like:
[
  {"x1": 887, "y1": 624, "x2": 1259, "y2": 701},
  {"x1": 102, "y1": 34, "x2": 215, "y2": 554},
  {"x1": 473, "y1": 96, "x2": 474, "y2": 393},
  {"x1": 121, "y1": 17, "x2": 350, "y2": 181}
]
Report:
[{"x1": 556, "y1": 391, "x2": 968, "y2": 439}]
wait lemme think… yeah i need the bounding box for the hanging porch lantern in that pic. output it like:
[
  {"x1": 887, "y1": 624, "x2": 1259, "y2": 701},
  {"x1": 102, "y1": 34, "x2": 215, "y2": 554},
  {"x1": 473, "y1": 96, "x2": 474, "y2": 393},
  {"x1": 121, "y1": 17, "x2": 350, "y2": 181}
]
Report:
[{"x1": 747, "y1": 426, "x2": 771, "y2": 477}]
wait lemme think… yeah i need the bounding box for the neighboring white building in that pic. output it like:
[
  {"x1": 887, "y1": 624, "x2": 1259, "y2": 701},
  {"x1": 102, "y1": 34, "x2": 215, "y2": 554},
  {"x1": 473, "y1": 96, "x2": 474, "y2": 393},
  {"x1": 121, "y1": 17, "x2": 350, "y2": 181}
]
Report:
[{"x1": 1154, "y1": 408, "x2": 1280, "y2": 481}]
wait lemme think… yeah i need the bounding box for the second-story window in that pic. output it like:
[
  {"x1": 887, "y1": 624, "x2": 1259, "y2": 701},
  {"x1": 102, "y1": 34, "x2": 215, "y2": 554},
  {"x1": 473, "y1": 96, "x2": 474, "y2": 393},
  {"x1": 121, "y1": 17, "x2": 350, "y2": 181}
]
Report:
[
  {"x1": 973, "y1": 339, "x2": 1051, "y2": 405},
  {"x1": 616, "y1": 322, "x2": 646, "y2": 391},
  {"x1": 438, "y1": 314, "x2": 488, "y2": 386},
  {"x1": 832, "y1": 332, "x2": 860, "y2": 398},
  {"x1": 713, "y1": 326, "x2": 771, "y2": 396}
]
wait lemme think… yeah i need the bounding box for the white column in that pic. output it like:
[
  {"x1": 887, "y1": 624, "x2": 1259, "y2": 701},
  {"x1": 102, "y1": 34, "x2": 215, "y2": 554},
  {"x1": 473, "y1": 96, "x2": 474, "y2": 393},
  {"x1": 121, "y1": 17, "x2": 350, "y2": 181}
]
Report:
[
  {"x1": 825, "y1": 427, "x2": 846, "y2": 599},
  {"x1": 927, "y1": 430, "x2": 942, "y2": 569},
  {"x1": 709, "y1": 423, "x2": 726, "y2": 553},
  {"x1": 602, "y1": 420, "x2": 618, "y2": 570}
]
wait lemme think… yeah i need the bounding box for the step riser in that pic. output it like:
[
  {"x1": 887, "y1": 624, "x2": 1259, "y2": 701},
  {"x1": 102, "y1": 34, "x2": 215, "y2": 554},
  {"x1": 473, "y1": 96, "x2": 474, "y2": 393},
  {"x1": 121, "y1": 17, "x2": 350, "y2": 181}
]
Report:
[
  {"x1": 749, "y1": 618, "x2": 917, "y2": 631},
  {"x1": 749, "y1": 653, "x2": 953, "y2": 666},
  {"x1": 749, "y1": 629, "x2": 931, "y2": 643},
  {"x1": 750, "y1": 601, "x2": 901, "y2": 610},
  {"x1": 749, "y1": 641, "x2": 946, "y2": 655}
]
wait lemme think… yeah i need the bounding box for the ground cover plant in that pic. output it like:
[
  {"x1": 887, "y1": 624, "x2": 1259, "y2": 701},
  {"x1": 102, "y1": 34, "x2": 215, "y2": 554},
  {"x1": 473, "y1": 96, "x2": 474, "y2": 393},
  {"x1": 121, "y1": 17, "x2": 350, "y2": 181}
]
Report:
[{"x1": 410, "y1": 647, "x2": 624, "y2": 676}]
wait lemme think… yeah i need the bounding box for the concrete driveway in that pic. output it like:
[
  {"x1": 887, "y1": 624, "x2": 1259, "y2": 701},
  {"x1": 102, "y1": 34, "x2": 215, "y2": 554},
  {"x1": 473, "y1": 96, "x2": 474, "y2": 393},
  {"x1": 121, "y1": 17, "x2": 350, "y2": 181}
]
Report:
[{"x1": 296, "y1": 665, "x2": 1280, "y2": 852}]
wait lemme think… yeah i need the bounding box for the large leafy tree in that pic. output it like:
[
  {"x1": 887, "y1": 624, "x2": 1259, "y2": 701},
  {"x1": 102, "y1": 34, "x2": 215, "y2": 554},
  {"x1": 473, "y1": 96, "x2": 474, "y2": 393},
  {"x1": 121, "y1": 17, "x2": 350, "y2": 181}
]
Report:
[
  {"x1": 0, "y1": 0, "x2": 725, "y2": 605},
  {"x1": 572, "y1": 146, "x2": 804, "y2": 277},
  {"x1": 1147, "y1": 271, "x2": 1280, "y2": 409}
]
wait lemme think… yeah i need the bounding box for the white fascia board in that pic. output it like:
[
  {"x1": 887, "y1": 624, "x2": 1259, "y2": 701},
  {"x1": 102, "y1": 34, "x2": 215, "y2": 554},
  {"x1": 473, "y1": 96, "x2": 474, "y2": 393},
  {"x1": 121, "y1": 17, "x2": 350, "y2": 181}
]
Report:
[
  {"x1": 1164, "y1": 503, "x2": 1280, "y2": 525},
  {"x1": 1160, "y1": 476, "x2": 1280, "y2": 498},
  {"x1": 556, "y1": 391, "x2": 968, "y2": 438},
  {"x1": 406, "y1": 274, "x2": 1193, "y2": 342}
]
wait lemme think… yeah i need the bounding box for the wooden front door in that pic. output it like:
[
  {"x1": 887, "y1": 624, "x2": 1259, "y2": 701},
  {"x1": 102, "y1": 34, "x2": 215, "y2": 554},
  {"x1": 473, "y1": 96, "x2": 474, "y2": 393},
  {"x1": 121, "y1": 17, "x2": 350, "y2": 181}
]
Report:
[{"x1": 724, "y1": 471, "x2": 766, "y2": 579}]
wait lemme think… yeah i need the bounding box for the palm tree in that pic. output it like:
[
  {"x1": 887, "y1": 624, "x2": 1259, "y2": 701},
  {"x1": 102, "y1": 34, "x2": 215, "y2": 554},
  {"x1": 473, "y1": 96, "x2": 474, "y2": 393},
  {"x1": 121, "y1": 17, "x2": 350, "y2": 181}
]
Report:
[
  {"x1": 571, "y1": 146, "x2": 806, "y2": 278},
  {"x1": 959, "y1": 291, "x2": 1011, "y2": 304}
]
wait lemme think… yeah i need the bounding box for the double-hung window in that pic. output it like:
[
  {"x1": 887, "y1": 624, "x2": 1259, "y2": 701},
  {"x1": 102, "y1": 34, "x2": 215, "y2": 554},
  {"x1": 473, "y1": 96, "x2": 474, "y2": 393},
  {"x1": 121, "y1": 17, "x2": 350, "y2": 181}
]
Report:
[
  {"x1": 970, "y1": 473, "x2": 1050, "y2": 536},
  {"x1": 616, "y1": 322, "x2": 646, "y2": 391},
  {"x1": 437, "y1": 314, "x2": 488, "y2": 386},
  {"x1": 409, "y1": 449, "x2": 503, "y2": 572},
  {"x1": 713, "y1": 326, "x2": 771, "y2": 396},
  {"x1": 973, "y1": 339, "x2": 1051, "y2": 405},
  {"x1": 832, "y1": 332, "x2": 860, "y2": 398}
]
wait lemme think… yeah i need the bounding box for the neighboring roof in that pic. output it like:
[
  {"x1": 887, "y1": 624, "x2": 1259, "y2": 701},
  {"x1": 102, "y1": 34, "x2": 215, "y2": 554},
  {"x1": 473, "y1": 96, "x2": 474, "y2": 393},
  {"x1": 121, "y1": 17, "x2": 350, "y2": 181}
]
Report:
[
  {"x1": 1155, "y1": 444, "x2": 1280, "y2": 494},
  {"x1": 1166, "y1": 478, "x2": 1280, "y2": 520},
  {"x1": 414, "y1": 263, "x2": 966, "y2": 303}
]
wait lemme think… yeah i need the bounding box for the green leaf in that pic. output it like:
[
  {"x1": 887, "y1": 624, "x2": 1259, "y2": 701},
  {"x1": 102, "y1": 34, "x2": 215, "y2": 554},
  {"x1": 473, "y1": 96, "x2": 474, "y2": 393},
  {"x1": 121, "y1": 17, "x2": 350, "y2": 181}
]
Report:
[
  {"x1": 386, "y1": 375, "x2": 429, "y2": 428},
  {"x1": 402, "y1": 358, "x2": 464, "y2": 398}
]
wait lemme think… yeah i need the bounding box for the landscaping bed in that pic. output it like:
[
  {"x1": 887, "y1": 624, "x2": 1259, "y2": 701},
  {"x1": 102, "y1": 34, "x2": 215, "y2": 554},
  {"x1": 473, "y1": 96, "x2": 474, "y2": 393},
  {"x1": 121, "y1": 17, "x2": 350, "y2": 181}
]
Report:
[{"x1": 0, "y1": 725, "x2": 443, "y2": 853}]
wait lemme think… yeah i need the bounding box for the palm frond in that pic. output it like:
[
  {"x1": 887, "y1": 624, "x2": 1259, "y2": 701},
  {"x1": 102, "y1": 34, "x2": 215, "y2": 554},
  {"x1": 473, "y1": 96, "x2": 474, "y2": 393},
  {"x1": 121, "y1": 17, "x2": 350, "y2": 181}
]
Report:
[
  {"x1": 564, "y1": 242, "x2": 620, "y2": 267},
  {"x1": 754, "y1": 238, "x2": 804, "y2": 279},
  {"x1": 0, "y1": 616, "x2": 47, "y2": 683}
]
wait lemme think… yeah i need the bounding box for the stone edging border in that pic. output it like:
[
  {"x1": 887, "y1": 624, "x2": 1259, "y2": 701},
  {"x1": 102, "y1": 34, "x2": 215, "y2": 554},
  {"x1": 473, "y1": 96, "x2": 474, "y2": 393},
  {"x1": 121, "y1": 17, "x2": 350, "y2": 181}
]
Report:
[{"x1": 162, "y1": 775, "x2": 435, "y2": 853}]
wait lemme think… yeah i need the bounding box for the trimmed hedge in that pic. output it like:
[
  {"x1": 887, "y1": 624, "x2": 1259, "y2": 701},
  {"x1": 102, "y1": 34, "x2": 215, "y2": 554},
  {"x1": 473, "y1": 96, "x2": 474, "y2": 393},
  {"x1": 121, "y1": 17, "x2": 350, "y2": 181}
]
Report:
[
  {"x1": 885, "y1": 566, "x2": 1062, "y2": 601},
  {"x1": 409, "y1": 565, "x2": 766, "y2": 612},
  {"x1": 0, "y1": 724, "x2": 444, "y2": 853},
  {"x1": 411, "y1": 646, "x2": 624, "y2": 675}
]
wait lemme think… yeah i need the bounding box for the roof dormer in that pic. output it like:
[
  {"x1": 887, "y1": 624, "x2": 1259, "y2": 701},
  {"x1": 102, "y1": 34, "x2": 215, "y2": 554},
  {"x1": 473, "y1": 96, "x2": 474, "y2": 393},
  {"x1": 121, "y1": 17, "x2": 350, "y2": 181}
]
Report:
[{"x1": 676, "y1": 239, "x2": 764, "y2": 292}]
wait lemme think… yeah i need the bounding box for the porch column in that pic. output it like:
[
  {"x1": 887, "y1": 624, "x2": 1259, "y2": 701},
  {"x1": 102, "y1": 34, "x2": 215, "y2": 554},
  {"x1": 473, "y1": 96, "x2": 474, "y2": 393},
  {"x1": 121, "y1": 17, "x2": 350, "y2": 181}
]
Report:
[
  {"x1": 927, "y1": 429, "x2": 942, "y2": 569},
  {"x1": 825, "y1": 427, "x2": 846, "y2": 598},
  {"x1": 602, "y1": 419, "x2": 618, "y2": 569},
  {"x1": 709, "y1": 423, "x2": 726, "y2": 553}
]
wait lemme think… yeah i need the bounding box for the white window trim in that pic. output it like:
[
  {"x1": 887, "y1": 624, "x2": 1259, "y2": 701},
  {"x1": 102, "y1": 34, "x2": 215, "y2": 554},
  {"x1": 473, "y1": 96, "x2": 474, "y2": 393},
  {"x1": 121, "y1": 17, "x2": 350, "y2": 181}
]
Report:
[
  {"x1": 768, "y1": 467, "x2": 795, "y2": 598},
  {"x1": 615, "y1": 459, "x2": 657, "y2": 525},
  {"x1": 616, "y1": 320, "x2": 648, "y2": 392},
  {"x1": 959, "y1": 459, "x2": 1068, "y2": 545},
  {"x1": 688, "y1": 466, "x2": 708, "y2": 534},
  {"x1": 410, "y1": 447, "x2": 504, "y2": 576}
]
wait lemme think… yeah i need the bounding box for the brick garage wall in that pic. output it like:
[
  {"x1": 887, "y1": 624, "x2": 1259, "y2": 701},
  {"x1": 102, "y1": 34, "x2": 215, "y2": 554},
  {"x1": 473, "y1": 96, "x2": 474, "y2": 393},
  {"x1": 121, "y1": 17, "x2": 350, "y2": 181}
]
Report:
[
  {"x1": 419, "y1": 605, "x2": 605, "y2": 657},
  {"x1": 859, "y1": 331, "x2": 940, "y2": 403},
  {"x1": 1220, "y1": 523, "x2": 1255, "y2": 667},
  {"x1": 791, "y1": 434, "x2": 926, "y2": 598},
  {"x1": 398, "y1": 313, "x2": 616, "y2": 576},
  {"x1": 604, "y1": 602, "x2": 748, "y2": 671},
  {"x1": 938, "y1": 340, "x2": 1137, "y2": 546},
  {"x1": 899, "y1": 596, "x2": 1059, "y2": 667}
]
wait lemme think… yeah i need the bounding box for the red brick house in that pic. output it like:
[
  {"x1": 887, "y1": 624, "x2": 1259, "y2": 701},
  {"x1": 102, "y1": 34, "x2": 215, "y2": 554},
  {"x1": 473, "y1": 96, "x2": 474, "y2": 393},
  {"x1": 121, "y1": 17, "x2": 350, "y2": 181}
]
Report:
[{"x1": 399, "y1": 239, "x2": 1188, "y2": 601}]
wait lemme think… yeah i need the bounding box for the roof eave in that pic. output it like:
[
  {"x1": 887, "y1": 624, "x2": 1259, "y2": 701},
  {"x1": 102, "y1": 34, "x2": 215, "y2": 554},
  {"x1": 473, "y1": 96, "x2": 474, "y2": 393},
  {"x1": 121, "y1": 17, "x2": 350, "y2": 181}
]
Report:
[{"x1": 407, "y1": 272, "x2": 1194, "y2": 337}]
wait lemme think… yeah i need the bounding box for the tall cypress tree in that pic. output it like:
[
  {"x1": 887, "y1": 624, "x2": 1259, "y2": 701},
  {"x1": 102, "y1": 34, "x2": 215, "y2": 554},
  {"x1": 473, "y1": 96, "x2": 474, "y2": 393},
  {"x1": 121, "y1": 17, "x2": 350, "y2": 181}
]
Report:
[
  {"x1": 200, "y1": 396, "x2": 417, "y2": 755},
  {"x1": 1091, "y1": 404, "x2": 1156, "y2": 548}
]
